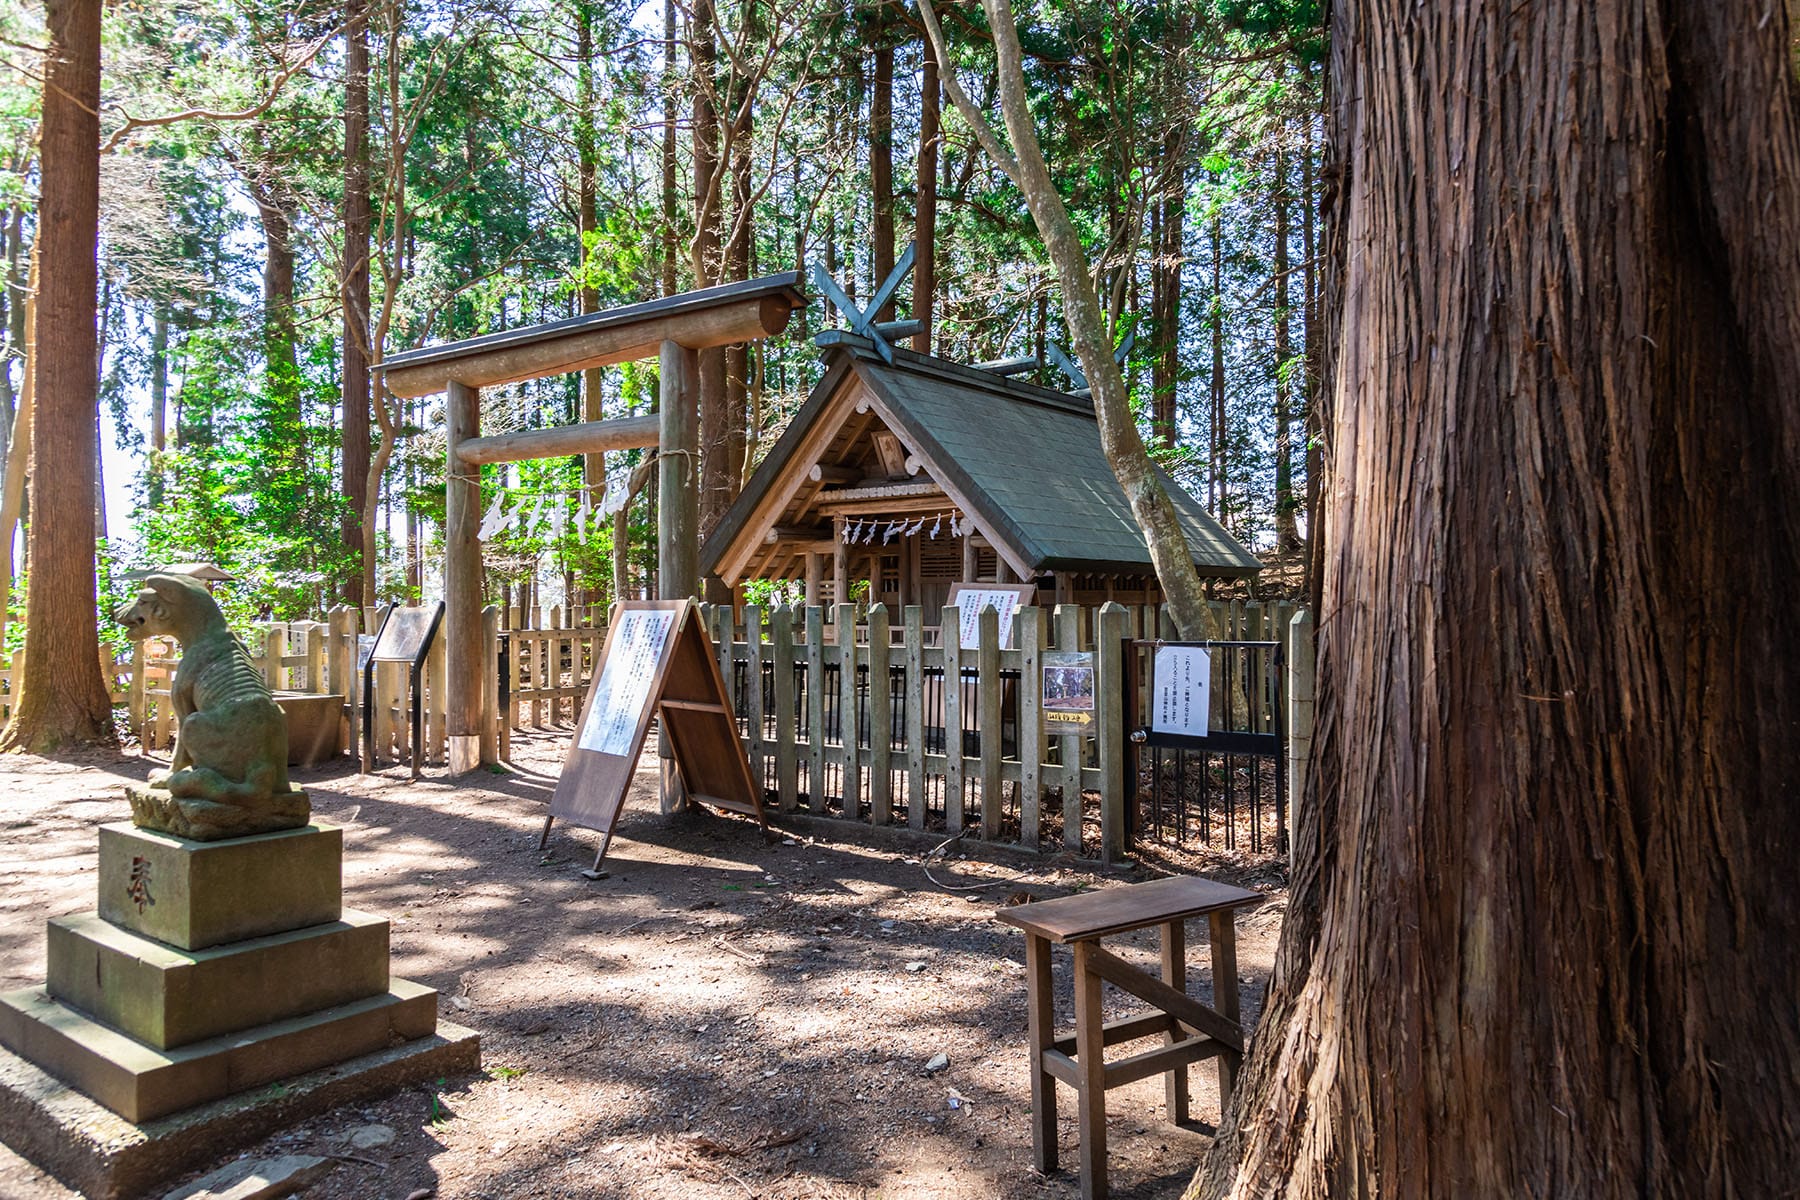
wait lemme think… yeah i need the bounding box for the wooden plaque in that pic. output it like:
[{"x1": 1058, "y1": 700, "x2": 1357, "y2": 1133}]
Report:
[{"x1": 547, "y1": 599, "x2": 764, "y2": 871}]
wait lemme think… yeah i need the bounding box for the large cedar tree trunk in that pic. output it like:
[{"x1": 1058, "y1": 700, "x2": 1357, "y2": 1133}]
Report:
[
  {"x1": 340, "y1": 0, "x2": 372, "y2": 607},
  {"x1": 869, "y1": 10, "x2": 896, "y2": 322},
  {"x1": 691, "y1": 0, "x2": 731, "y2": 557},
  {"x1": 1189, "y1": 4, "x2": 1800, "y2": 1197},
  {"x1": 912, "y1": 30, "x2": 939, "y2": 353},
  {"x1": 1, "y1": 0, "x2": 112, "y2": 752}
]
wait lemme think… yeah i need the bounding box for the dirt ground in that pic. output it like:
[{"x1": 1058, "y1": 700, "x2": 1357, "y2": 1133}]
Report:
[{"x1": 0, "y1": 731, "x2": 1287, "y2": 1200}]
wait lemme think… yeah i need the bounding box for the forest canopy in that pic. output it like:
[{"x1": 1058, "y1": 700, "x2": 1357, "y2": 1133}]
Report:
[{"x1": 0, "y1": 0, "x2": 1319, "y2": 623}]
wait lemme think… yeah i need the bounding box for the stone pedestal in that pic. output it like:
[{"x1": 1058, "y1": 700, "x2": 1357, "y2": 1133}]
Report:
[{"x1": 0, "y1": 822, "x2": 478, "y2": 1149}]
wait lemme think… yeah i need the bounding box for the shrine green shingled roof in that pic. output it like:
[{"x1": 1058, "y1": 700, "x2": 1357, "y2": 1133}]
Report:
[{"x1": 703, "y1": 336, "x2": 1261, "y2": 579}]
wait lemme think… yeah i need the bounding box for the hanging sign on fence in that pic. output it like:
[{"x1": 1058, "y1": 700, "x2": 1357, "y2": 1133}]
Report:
[
  {"x1": 1151, "y1": 644, "x2": 1213, "y2": 738},
  {"x1": 947, "y1": 582, "x2": 1036, "y2": 650},
  {"x1": 544, "y1": 599, "x2": 765, "y2": 877},
  {"x1": 1042, "y1": 650, "x2": 1097, "y2": 736}
]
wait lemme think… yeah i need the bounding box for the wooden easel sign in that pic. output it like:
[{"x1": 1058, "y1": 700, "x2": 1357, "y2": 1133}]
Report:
[{"x1": 542, "y1": 599, "x2": 765, "y2": 876}]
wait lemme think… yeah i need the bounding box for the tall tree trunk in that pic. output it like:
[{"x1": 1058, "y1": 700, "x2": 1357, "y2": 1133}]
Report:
[
  {"x1": 870, "y1": 9, "x2": 896, "y2": 321},
  {"x1": 661, "y1": 0, "x2": 678, "y2": 298},
  {"x1": 1150, "y1": 143, "x2": 1185, "y2": 446},
  {"x1": 1191, "y1": 4, "x2": 1800, "y2": 1197},
  {"x1": 718, "y1": 94, "x2": 751, "y2": 524},
  {"x1": 1209, "y1": 212, "x2": 1226, "y2": 520},
  {"x1": 0, "y1": 206, "x2": 19, "y2": 453},
  {"x1": 921, "y1": 0, "x2": 1212, "y2": 639},
  {"x1": 251, "y1": 166, "x2": 302, "y2": 491},
  {"x1": 1, "y1": 0, "x2": 112, "y2": 752},
  {"x1": 0, "y1": 248, "x2": 37, "y2": 655},
  {"x1": 576, "y1": 0, "x2": 604, "y2": 495},
  {"x1": 691, "y1": 0, "x2": 728, "y2": 547},
  {"x1": 341, "y1": 0, "x2": 372, "y2": 607},
  {"x1": 147, "y1": 304, "x2": 168, "y2": 507},
  {"x1": 912, "y1": 30, "x2": 939, "y2": 352},
  {"x1": 1271, "y1": 144, "x2": 1300, "y2": 553},
  {"x1": 1301, "y1": 83, "x2": 1323, "y2": 610}
]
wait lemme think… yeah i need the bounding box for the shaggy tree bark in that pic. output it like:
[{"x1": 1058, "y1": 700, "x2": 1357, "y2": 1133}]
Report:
[
  {"x1": 1189, "y1": 3, "x2": 1800, "y2": 1197},
  {"x1": 1, "y1": 0, "x2": 114, "y2": 752},
  {"x1": 920, "y1": 0, "x2": 1213, "y2": 639},
  {"x1": 912, "y1": 30, "x2": 939, "y2": 353},
  {"x1": 341, "y1": 0, "x2": 372, "y2": 606}
]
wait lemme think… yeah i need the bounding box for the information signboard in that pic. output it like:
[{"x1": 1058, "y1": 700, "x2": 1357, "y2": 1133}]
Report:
[
  {"x1": 1150, "y1": 645, "x2": 1213, "y2": 738},
  {"x1": 545, "y1": 599, "x2": 764, "y2": 875},
  {"x1": 371, "y1": 605, "x2": 440, "y2": 663},
  {"x1": 946, "y1": 582, "x2": 1036, "y2": 650},
  {"x1": 360, "y1": 601, "x2": 444, "y2": 778}
]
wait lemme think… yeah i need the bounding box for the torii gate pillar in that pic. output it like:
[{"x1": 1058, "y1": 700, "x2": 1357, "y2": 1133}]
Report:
[
  {"x1": 378, "y1": 274, "x2": 804, "y2": 776},
  {"x1": 657, "y1": 340, "x2": 699, "y2": 600},
  {"x1": 444, "y1": 379, "x2": 484, "y2": 774}
]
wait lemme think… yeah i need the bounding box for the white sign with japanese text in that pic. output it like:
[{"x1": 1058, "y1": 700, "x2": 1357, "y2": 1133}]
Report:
[
  {"x1": 1151, "y1": 645, "x2": 1212, "y2": 738},
  {"x1": 577, "y1": 608, "x2": 677, "y2": 756},
  {"x1": 953, "y1": 588, "x2": 1025, "y2": 650}
]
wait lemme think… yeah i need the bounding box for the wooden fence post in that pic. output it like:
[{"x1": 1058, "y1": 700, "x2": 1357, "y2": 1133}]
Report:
[
  {"x1": 1287, "y1": 607, "x2": 1314, "y2": 840},
  {"x1": 428, "y1": 632, "x2": 448, "y2": 764},
  {"x1": 836, "y1": 602, "x2": 861, "y2": 819},
  {"x1": 771, "y1": 605, "x2": 798, "y2": 811},
  {"x1": 128, "y1": 639, "x2": 146, "y2": 733},
  {"x1": 978, "y1": 604, "x2": 1002, "y2": 839},
  {"x1": 1017, "y1": 606, "x2": 1043, "y2": 849},
  {"x1": 260, "y1": 626, "x2": 283, "y2": 690},
  {"x1": 326, "y1": 607, "x2": 351, "y2": 755},
  {"x1": 1056, "y1": 605, "x2": 1084, "y2": 851},
  {"x1": 904, "y1": 604, "x2": 926, "y2": 830},
  {"x1": 745, "y1": 604, "x2": 767, "y2": 793},
  {"x1": 805, "y1": 605, "x2": 826, "y2": 813},
  {"x1": 942, "y1": 605, "x2": 964, "y2": 834},
  {"x1": 1096, "y1": 602, "x2": 1130, "y2": 864},
  {"x1": 482, "y1": 604, "x2": 501, "y2": 764},
  {"x1": 868, "y1": 604, "x2": 892, "y2": 824}
]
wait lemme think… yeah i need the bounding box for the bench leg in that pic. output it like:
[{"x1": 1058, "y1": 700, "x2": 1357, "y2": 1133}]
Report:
[
  {"x1": 1026, "y1": 932, "x2": 1058, "y2": 1173},
  {"x1": 1208, "y1": 909, "x2": 1242, "y2": 1106},
  {"x1": 1073, "y1": 940, "x2": 1108, "y2": 1200},
  {"x1": 1160, "y1": 919, "x2": 1190, "y2": 1125}
]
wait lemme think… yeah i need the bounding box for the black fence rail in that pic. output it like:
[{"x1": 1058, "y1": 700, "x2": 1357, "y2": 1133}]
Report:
[{"x1": 1128, "y1": 639, "x2": 1287, "y2": 855}]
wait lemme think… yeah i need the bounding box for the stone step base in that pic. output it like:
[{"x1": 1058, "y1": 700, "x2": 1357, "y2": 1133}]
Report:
[
  {"x1": 0, "y1": 1018, "x2": 478, "y2": 1200},
  {"x1": 0, "y1": 979, "x2": 438, "y2": 1124},
  {"x1": 46, "y1": 909, "x2": 390, "y2": 1050}
]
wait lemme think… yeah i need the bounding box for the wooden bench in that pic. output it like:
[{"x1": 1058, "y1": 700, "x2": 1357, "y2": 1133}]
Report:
[{"x1": 995, "y1": 875, "x2": 1265, "y2": 1200}]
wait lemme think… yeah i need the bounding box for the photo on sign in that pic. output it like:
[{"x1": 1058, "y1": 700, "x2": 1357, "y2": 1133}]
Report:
[{"x1": 1041, "y1": 651, "x2": 1096, "y2": 736}]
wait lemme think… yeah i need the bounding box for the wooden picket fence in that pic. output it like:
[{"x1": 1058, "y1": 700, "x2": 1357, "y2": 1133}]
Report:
[
  {"x1": 113, "y1": 602, "x2": 610, "y2": 769},
  {"x1": 706, "y1": 598, "x2": 1310, "y2": 861},
  {"x1": 2, "y1": 597, "x2": 1313, "y2": 865}
]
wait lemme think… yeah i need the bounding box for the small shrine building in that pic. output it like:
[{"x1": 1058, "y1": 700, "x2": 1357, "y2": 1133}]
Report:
[{"x1": 702, "y1": 332, "x2": 1261, "y2": 611}]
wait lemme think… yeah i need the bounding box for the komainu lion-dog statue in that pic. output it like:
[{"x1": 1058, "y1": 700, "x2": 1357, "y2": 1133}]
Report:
[{"x1": 115, "y1": 573, "x2": 309, "y2": 840}]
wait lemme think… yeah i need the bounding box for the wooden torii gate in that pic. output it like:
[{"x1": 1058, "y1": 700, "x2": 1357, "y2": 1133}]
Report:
[{"x1": 376, "y1": 272, "x2": 807, "y2": 774}]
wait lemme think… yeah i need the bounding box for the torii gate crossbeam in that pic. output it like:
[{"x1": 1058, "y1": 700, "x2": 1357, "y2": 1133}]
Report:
[{"x1": 374, "y1": 272, "x2": 806, "y2": 774}]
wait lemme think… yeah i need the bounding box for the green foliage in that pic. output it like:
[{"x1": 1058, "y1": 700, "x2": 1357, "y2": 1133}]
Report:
[{"x1": 0, "y1": 0, "x2": 1326, "y2": 637}]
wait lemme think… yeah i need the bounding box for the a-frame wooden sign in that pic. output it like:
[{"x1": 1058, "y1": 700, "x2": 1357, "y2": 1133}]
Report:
[{"x1": 541, "y1": 599, "x2": 766, "y2": 875}]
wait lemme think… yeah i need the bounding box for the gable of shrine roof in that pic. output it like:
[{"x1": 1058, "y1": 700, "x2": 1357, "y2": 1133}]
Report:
[{"x1": 700, "y1": 340, "x2": 1261, "y2": 582}]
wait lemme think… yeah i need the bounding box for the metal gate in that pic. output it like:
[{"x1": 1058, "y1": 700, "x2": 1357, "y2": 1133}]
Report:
[{"x1": 1128, "y1": 639, "x2": 1287, "y2": 854}]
